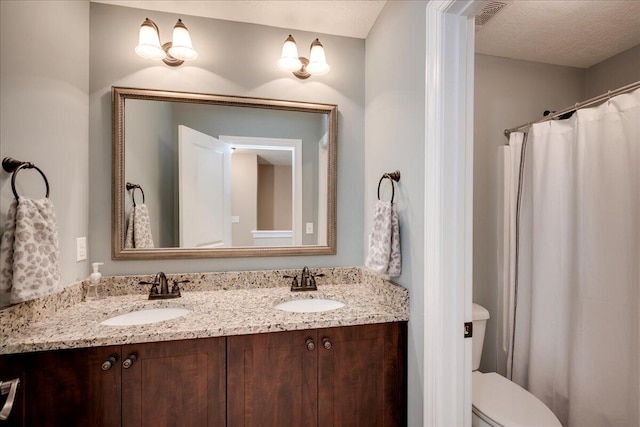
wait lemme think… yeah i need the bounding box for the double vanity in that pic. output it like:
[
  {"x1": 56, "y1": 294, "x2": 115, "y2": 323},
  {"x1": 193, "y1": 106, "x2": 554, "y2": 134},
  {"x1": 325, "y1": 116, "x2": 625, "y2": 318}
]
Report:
[
  {"x1": 0, "y1": 86, "x2": 409, "y2": 425},
  {"x1": 0, "y1": 267, "x2": 408, "y2": 426}
]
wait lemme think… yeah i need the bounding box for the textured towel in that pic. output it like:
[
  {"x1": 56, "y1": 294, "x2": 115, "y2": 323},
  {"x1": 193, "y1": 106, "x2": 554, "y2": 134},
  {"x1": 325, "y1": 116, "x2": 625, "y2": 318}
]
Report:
[
  {"x1": 365, "y1": 200, "x2": 401, "y2": 277},
  {"x1": 0, "y1": 198, "x2": 62, "y2": 304},
  {"x1": 125, "y1": 204, "x2": 154, "y2": 249}
]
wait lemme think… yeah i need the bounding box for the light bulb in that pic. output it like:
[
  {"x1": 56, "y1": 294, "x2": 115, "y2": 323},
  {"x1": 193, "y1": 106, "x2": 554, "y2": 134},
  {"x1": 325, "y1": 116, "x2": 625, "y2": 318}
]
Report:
[
  {"x1": 135, "y1": 18, "x2": 165, "y2": 60},
  {"x1": 306, "y1": 38, "x2": 330, "y2": 75},
  {"x1": 278, "y1": 35, "x2": 302, "y2": 72},
  {"x1": 168, "y1": 19, "x2": 198, "y2": 61}
]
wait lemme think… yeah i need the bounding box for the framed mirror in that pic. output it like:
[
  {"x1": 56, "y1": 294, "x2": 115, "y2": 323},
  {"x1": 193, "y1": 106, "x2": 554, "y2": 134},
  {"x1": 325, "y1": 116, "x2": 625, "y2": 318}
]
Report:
[{"x1": 112, "y1": 87, "x2": 337, "y2": 259}]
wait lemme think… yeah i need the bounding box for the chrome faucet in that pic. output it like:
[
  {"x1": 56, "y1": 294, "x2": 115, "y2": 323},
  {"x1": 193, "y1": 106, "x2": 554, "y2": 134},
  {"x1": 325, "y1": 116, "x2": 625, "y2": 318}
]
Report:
[
  {"x1": 284, "y1": 266, "x2": 325, "y2": 292},
  {"x1": 139, "y1": 272, "x2": 188, "y2": 300}
]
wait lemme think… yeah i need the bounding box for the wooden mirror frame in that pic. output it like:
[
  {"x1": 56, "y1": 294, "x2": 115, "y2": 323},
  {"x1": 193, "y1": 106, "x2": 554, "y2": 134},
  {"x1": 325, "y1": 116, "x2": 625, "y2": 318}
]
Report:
[{"x1": 112, "y1": 86, "x2": 337, "y2": 259}]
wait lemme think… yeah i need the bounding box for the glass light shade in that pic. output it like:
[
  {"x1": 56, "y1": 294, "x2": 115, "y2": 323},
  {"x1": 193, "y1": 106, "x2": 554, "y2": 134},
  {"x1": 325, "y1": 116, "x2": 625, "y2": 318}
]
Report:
[
  {"x1": 306, "y1": 39, "x2": 330, "y2": 75},
  {"x1": 278, "y1": 35, "x2": 302, "y2": 72},
  {"x1": 135, "y1": 18, "x2": 165, "y2": 60},
  {"x1": 168, "y1": 19, "x2": 198, "y2": 61}
]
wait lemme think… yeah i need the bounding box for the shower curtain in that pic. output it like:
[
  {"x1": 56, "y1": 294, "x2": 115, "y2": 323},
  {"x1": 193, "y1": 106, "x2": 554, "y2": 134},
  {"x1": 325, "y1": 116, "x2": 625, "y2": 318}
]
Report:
[{"x1": 503, "y1": 88, "x2": 640, "y2": 426}]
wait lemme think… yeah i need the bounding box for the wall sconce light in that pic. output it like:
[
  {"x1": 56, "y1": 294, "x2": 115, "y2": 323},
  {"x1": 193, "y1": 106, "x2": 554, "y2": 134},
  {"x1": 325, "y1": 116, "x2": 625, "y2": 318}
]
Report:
[
  {"x1": 278, "y1": 35, "x2": 330, "y2": 79},
  {"x1": 135, "y1": 18, "x2": 198, "y2": 67}
]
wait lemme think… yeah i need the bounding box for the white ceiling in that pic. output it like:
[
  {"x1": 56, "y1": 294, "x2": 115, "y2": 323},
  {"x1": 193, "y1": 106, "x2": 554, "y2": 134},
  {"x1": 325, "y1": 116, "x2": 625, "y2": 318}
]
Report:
[
  {"x1": 93, "y1": 0, "x2": 640, "y2": 67},
  {"x1": 92, "y1": 0, "x2": 386, "y2": 39},
  {"x1": 475, "y1": 0, "x2": 640, "y2": 68}
]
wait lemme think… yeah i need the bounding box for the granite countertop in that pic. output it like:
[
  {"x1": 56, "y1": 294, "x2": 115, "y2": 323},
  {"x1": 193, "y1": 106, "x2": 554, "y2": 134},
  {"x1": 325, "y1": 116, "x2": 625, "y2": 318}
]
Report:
[{"x1": 1, "y1": 278, "x2": 408, "y2": 354}]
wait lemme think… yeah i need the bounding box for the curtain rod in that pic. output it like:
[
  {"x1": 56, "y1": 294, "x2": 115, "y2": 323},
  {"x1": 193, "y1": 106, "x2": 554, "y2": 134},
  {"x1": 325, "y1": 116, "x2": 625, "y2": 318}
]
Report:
[{"x1": 503, "y1": 80, "x2": 640, "y2": 138}]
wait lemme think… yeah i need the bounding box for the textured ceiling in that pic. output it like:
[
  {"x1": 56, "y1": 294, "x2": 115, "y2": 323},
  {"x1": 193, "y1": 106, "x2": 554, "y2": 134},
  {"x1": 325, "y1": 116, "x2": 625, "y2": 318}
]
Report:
[
  {"x1": 92, "y1": 0, "x2": 386, "y2": 39},
  {"x1": 475, "y1": 0, "x2": 640, "y2": 68}
]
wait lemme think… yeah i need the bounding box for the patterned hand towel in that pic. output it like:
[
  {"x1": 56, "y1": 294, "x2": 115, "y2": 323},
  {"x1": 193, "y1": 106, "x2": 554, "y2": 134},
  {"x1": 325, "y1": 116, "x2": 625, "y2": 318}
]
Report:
[
  {"x1": 124, "y1": 204, "x2": 154, "y2": 249},
  {"x1": 365, "y1": 200, "x2": 402, "y2": 277},
  {"x1": 0, "y1": 198, "x2": 62, "y2": 304}
]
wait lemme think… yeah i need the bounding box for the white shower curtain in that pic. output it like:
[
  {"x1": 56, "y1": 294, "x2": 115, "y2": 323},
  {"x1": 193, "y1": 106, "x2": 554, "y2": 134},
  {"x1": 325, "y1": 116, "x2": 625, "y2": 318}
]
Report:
[{"x1": 504, "y1": 88, "x2": 640, "y2": 426}]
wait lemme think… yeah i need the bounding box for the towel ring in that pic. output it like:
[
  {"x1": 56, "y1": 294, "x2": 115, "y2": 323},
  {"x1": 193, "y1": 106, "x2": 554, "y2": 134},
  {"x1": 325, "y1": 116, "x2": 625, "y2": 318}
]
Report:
[
  {"x1": 377, "y1": 170, "x2": 401, "y2": 203},
  {"x1": 126, "y1": 182, "x2": 145, "y2": 206},
  {"x1": 2, "y1": 157, "x2": 50, "y2": 200}
]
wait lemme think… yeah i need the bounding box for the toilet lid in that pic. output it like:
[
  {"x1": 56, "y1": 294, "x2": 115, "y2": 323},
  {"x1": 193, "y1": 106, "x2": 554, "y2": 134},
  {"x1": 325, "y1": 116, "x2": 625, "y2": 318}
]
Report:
[{"x1": 472, "y1": 372, "x2": 562, "y2": 427}]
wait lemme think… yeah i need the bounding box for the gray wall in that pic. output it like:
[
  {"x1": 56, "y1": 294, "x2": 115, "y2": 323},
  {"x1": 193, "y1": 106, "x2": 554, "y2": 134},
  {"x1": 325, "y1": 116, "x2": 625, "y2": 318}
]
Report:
[
  {"x1": 365, "y1": 2, "x2": 426, "y2": 425},
  {"x1": 473, "y1": 46, "x2": 639, "y2": 375},
  {"x1": 89, "y1": 3, "x2": 364, "y2": 274},
  {"x1": 0, "y1": 1, "x2": 90, "y2": 294},
  {"x1": 585, "y1": 44, "x2": 640, "y2": 98}
]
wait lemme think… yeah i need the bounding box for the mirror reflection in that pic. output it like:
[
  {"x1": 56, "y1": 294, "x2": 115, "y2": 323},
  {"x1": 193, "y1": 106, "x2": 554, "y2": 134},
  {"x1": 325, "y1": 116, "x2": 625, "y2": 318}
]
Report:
[{"x1": 113, "y1": 87, "x2": 337, "y2": 259}]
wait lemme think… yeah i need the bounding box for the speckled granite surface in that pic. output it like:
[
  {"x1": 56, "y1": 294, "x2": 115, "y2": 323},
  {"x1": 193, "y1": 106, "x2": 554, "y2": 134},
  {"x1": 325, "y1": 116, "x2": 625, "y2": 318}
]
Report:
[{"x1": 0, "y1": 267, "x2": 408, "y2": 355}]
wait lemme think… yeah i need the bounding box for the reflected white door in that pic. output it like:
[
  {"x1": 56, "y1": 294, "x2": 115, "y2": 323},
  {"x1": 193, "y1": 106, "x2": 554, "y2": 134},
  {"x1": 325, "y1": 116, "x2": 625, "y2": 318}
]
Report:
[{"x1": 178, "y1": 125, "x2": 232, "y2": 248}]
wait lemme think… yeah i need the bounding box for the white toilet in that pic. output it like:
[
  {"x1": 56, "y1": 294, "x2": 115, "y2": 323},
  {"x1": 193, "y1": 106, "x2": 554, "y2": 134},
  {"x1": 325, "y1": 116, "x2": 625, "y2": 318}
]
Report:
[{"x1": 472, "y1": 303, "x2": 562, "y2": 427}]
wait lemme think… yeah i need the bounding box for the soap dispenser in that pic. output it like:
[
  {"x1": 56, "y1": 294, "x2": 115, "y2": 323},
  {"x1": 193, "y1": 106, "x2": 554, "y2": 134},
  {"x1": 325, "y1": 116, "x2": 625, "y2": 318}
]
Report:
[{"x1": 86, "y1": 262, "x2": 105, "y2": 301}]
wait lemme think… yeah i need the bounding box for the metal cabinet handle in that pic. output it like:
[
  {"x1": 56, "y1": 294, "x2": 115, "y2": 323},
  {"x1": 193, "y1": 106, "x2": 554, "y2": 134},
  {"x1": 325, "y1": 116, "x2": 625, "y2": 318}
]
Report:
[
  {"x1": 322, "y1": 338, "x2": 332, "y2": 350},
  {"x1": 122, "y1": 354, "x2": 137, "y2": 369},
  {"x1": 101, "y1": 356, "x2": 117, "y2": 371},
  {"x1": 306, "y1": 338, "x2": 315, "y2": 351},
  {"x1": 0, "y1": 378, "x2": 20, "y2": 421}
]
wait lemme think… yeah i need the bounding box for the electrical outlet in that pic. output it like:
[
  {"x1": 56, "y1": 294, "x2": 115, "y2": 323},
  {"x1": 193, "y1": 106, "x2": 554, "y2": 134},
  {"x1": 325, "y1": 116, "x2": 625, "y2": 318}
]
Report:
[
  {"x1": 231, "y1": 216, "x2": 240, "y2": 223},
  {"x1": 306, "y1": 222, "x2": 314, "y2": 234},
  {"x1": 76, "y1": 237, "x2": 87, "y2": 261}
]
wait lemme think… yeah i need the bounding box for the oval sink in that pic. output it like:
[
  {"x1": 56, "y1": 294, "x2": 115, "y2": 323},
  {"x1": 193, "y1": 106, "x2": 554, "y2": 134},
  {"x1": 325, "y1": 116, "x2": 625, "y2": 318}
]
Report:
[
  {"x1": 275, "y1": 298, "x2": 345, "y2": 313},
  {"x1": 100, "y1": 307, "x2": 190, "y2": 326}
]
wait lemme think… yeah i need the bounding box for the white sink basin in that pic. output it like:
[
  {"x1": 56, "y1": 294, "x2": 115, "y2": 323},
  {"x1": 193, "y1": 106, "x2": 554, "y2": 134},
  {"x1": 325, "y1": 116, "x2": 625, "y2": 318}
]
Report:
[
  {"x1": 100, "y1": 307, "x2": 191, "y2": 326},
  {"x1": 275, "y1": 298, "x2": 345, "y2": 313}
]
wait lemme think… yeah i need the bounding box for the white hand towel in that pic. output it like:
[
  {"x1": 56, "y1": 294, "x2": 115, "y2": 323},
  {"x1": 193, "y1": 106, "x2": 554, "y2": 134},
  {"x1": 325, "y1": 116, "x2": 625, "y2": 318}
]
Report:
[
  {"x1": 365, "y1": 200, "x2": 401, "y2": 277},
  {"x1": 125, "y1": 204, "x2": 154, "y2": 249},
  {"x1": 0, "y1": 198, "x2": 62, "y2": 304}
]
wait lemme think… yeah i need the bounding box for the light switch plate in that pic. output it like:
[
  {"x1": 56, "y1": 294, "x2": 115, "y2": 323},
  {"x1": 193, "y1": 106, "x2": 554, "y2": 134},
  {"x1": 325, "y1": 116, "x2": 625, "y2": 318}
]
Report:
[
  {"x1": 305, "y1": 222, "x2": 314, "y2": 234},
  {"x1": 231, "y1": 216, "x2": 240, "y2": 223},
  {"x1": 76, "y1": 237, "x2": 87, "y2": 261}
]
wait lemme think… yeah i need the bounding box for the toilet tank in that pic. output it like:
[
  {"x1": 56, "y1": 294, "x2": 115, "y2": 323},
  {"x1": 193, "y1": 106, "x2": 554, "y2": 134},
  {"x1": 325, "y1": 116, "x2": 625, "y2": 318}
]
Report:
[{"x1": 472, "y1": 303, "x2": 490, "y2": 371}]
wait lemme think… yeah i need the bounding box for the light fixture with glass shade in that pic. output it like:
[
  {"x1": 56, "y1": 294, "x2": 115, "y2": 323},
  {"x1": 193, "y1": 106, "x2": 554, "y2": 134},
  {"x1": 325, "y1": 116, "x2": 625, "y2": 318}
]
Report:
[
  {"x1": 135, "y1": 18, "x2": 198, "y2": 67},
  {"x1": 306, "y1": 39, "x2": 331, "y2": 75},
  {"x1": 278, "y1": 35, "x2": 330, "y2": 79},
  {"x1": 135, "y1": 18, "x2": 165, "y2": 61}
]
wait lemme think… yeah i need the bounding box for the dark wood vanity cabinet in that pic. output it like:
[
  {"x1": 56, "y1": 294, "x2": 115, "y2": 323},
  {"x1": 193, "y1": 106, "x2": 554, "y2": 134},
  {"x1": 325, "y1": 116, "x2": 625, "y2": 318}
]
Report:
[
  {"x1": 227, "y1": 322, "x2": 407, "y2": 427},
  {"x1": 1, "y1": 322, "x2": 406, "y2": 426},
  {"x1": 0, "y1": 338, "x2": 225, "y2": 427}
]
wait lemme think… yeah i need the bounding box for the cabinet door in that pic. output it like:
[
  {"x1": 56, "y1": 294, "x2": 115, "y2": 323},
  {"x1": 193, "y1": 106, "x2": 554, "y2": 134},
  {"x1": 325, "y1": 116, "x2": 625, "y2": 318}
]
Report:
[
  {"x1": 16, "y1": 345, "x2": 121, "y2": 427},
  {"x1": 227, "y1": 330, "x2": 318, "y2": 427},
  {"x1": 121, "y1": 338, "x2": 225, "y2": 427},
  {"x1": 317, "y1": 323, "x2": 407, "y2": 427}
]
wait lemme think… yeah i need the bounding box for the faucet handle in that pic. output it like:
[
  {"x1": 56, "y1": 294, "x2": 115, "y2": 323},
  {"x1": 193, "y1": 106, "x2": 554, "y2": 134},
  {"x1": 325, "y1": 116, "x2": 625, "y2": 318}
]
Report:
[
  {"x1": 283, "y1": 274, "x2": 299, "y2": 288},
  {"x1": 172, "y1": 279, "x2": 189, "y2": 294},
  {"x1": 139, "y1": 280, "x2": 159, "y2": 294}
]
